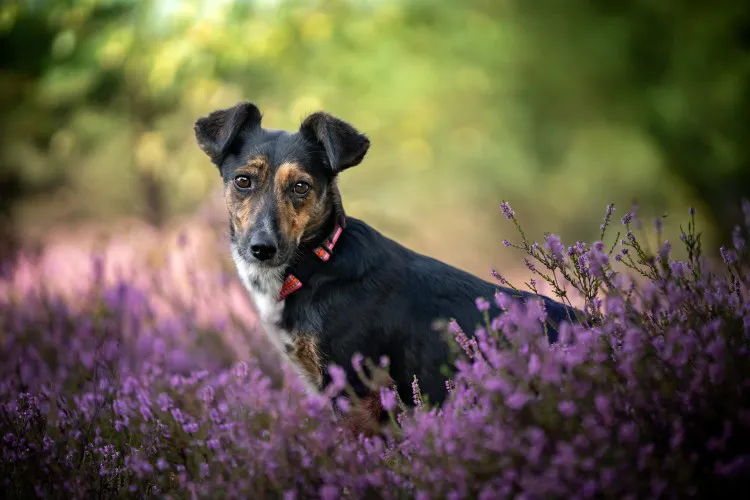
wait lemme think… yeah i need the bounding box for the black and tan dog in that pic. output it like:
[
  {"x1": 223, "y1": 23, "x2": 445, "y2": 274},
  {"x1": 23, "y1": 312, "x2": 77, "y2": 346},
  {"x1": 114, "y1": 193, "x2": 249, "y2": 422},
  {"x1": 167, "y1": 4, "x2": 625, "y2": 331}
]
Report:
[{"x1": 194, "y1": 102, "x2": 576, "y2": 431}]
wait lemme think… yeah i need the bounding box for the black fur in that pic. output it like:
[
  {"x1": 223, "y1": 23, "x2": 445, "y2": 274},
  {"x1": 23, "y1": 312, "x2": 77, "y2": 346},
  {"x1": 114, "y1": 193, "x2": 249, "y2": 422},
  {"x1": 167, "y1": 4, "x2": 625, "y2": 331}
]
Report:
[
  {"x1": 283, "y1": 215, "x2": 576, "y2": 406},
  {"x1": 194, "y1": 101, "x2": 579, "y2": 410}
]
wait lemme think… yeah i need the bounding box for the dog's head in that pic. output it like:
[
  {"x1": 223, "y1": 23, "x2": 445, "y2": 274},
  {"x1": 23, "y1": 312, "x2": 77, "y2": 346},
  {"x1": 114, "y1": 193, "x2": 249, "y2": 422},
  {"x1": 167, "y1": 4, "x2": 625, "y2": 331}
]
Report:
[{"x1": 194, "y1": 102, "x2": 369, "y2": 269}]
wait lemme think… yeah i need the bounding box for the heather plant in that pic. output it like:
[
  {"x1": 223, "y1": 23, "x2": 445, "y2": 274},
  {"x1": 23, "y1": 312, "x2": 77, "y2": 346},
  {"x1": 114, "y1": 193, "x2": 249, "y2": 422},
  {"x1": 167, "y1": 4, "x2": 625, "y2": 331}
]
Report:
[
  {"x1": 2, "y1": 201, "x2": 749, "y2": 499},
  {"x1": 398, "y1": 201, "x2": 750, "y2": 498}
]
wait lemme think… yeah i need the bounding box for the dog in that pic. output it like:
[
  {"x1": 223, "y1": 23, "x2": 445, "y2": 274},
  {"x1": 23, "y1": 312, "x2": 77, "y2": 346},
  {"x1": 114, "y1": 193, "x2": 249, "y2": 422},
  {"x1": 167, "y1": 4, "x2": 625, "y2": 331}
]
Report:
[{"x1": 194, "y1": 102, "x2": 577, "y2": 432}]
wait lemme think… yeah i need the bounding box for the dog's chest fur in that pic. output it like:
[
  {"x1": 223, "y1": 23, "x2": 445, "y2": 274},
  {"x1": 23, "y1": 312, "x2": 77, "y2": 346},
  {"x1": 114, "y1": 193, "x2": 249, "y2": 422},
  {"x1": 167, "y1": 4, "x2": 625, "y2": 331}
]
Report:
[{"x1": 230, "y1": 246, "x2": 321, "y2": 392}]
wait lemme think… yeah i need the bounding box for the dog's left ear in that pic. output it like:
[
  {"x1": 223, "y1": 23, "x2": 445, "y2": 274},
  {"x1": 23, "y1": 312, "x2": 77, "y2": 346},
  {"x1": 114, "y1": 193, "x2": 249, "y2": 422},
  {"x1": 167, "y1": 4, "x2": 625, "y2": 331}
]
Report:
[{"x1": 299, "y1": 112, "x2": 370, "y2": 174}]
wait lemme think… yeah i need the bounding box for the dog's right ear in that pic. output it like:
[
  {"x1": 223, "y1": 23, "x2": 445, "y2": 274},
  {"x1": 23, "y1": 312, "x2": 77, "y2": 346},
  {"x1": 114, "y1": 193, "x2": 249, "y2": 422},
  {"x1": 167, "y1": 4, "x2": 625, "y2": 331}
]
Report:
[{"x1": 194, "y1": 102, "x2": 262, "y2": 167}]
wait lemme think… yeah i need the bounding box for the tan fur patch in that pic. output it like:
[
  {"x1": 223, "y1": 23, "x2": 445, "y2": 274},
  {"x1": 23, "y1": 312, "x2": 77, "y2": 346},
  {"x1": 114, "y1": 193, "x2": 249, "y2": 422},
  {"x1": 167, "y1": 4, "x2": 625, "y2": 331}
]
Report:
[
  {"x1": 241, "y1": 156, "x2": 270, "y2": 176},
  {"x1": 304, "y1": 198, "x2": 332, "y2": 243},
  {"x1": 342, "y1": 392, "x2": 385, "y2": 437},
  {"x1": 274, "y1": 162, "x2": 318, "y2": 243},
  {"x1": 289, "y1": 335, "x2": 323, "y2": 389},
  {"x1": 225, "y1": 156, "x2": 270, "y2": 232}
]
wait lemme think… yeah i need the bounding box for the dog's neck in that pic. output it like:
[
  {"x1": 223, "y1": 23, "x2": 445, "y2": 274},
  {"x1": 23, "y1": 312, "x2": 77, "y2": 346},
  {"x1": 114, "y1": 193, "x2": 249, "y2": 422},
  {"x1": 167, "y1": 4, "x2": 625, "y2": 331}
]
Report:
[{"x1": 298, "y1": 182, "x2": 346, "y2": 251}]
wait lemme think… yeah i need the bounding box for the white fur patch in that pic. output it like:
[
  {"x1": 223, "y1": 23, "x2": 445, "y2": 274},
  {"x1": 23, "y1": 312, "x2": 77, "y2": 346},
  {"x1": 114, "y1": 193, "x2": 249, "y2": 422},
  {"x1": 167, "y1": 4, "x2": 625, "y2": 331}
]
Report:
[{"x1": 230, "y1": 244, "x2": 320, "y2": 393}]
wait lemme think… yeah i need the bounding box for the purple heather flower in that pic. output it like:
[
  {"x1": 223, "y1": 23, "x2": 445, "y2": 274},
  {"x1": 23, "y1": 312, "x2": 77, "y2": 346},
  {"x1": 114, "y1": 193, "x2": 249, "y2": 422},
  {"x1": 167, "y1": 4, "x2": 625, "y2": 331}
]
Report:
[
  {"x1": 233, "y1": 361, "x2": 248, "y2": 380},
  {"x1": 658, "y1": 240, "x2": 671, "y2": 261},
  {"x1": 475, "y1": 297, "x2": 490, "y2": 312},
  {"x1": 524, "y1": 258, "x2": 538, "y2": 274},
  {"x1": 568, "y1": 241, "x2": 586, "y2": 256},
  {"x1": 594, "y1": 394, "x2": 612, "y2": 423},
  {"x1": 411, "y1": 377, "x2": 423, "y2": 408},
  {"x1": 528, "y1": 353, "x2": 541, "y2": 376},
  {"x1": 491, "y1": 269, "x2": 508, "y2": 285},
  {"x1": 319, "y1": 485, "x2": 339, "y2": 500},
  {"x1": 336, "y1": 397, "x2": 350, "y2": 413},
  {"x1": 448, "y1": 319, "x2": 462, "y2": 334},
  {"x1": 380, "y1": 387, "x2": 397, "y2": 412},
  {"x1": 733, "y1": 225, "x2": 745, "y2": 251},
  {"x1": 379, "y1": 355, "x2": 390, "y2": 368},
  {"x1": 619, "y1": 422, "x2": 638, "y2": 443},
  {"x1": 351, "y1": 352, "x2": 364, "y2": 372},
  {"x1": 506, "y1": 391, "x2": 531, "y2": 410},
  {"x1": 545, "y1": 234, "x2": 565, "y2": 263},
  {"x1": 455, "y1": 330, "x2": 475, "y2": 358},
  {"x1": 715, "y1": 456, "x2": 750, "y2": 477},
  {"x1": 720, "y1": 246, "x2": 737, "y2": 265},
  {"x1": 600, "y1": 203, "x2": 615, "y2": 230},
  {"x1": 200, "y1": 385, "x2": 215, "y2": 403},
  {"x1": 328, "y1": 365, "x2": 347, "y2": 392},
  {"x1": 500, "y1": 201, "x2": 515, "y2": 219},
  {"x1": 558, "y1": 400, "x2": 577, "y2": 417}
]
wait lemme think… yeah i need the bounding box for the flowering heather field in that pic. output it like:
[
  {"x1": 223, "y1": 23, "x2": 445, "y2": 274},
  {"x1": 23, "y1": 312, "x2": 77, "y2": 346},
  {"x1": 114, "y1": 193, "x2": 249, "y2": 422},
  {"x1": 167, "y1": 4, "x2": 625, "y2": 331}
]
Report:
[{"x1": 2, "y1": 202, "x2": 750, "y2": 499}]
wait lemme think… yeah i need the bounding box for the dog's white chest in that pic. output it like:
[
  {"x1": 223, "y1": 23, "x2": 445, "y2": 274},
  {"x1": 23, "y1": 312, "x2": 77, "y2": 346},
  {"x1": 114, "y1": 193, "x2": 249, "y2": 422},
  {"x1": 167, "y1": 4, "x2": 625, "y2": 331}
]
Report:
[
  {"x1": 230, "y1": 246, "x2": 293, "y2": 354},
  {"x1": 250, "y1": 291, "x2": 295, "y2": 359},
  {"x1": 252, "y1": 287, "x2": 285, "y2": 325},
  {"x1": 230, "y1": 245, "x2": 321, "y2": 393}
]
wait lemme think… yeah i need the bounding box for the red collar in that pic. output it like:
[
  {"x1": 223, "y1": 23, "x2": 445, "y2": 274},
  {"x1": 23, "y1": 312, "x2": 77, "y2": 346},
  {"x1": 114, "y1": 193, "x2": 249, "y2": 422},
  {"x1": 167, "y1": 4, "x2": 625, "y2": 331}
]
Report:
[{"x1": 277, "y1": 222, "x2": 344, "y2": 301}]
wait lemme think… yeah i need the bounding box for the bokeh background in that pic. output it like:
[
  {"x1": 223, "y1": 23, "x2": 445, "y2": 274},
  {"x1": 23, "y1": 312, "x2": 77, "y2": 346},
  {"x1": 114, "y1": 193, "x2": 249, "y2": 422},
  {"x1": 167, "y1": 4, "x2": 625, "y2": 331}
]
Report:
[{"x1": 1, "y1": 0, "x2": 748, "y2": 282}]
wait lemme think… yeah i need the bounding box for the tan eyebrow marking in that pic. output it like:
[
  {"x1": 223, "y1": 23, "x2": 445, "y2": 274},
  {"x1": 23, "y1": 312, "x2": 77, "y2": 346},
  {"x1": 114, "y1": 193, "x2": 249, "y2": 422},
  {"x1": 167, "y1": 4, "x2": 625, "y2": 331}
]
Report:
[
  {"x1": 234, "y1": 155, "x2": 270, "y2": 179},
  {"x1": 275, "y1": 162, "x2": 318, "y2": 243}
]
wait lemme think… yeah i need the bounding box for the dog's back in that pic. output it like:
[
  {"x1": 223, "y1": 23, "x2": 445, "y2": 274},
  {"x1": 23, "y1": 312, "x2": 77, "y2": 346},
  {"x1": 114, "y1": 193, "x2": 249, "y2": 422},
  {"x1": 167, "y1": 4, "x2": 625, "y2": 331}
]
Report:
[{"x1": 282, "y1": 216, "x2": 576, "y2": 406}]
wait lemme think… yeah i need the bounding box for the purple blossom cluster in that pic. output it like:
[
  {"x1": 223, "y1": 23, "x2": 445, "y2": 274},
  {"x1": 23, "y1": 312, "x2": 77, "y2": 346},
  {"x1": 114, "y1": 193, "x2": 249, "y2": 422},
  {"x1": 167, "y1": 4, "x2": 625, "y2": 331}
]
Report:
[{"x1": 2, "y1": 201, "x2": 750, "y2": 498}]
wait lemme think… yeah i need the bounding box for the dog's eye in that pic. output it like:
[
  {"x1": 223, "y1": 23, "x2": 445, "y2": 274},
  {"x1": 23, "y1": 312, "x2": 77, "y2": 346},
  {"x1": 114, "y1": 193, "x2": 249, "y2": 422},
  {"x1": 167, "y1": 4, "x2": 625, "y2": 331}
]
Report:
[
  {"x1": 234, "y1": 175, "x2": 252, "y2": 190},
  {"x1": 292, "y1": 182, "x2": 311, "y2": 195}
]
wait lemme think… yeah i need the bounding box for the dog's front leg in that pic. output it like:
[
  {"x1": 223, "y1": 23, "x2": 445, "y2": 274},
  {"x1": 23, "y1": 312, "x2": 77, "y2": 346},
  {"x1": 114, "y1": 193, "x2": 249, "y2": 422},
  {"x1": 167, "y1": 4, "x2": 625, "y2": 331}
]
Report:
[{"x1": 286, "y1": 333, "x2": 324, "y2": 394}]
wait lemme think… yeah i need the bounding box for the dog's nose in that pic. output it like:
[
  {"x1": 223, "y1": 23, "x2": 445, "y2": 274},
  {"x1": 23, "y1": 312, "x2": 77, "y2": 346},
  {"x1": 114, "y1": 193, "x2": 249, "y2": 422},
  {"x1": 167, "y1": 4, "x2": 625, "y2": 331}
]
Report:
[{"x1": 249, "y1": 232, "x2": 277, "y2": 262}]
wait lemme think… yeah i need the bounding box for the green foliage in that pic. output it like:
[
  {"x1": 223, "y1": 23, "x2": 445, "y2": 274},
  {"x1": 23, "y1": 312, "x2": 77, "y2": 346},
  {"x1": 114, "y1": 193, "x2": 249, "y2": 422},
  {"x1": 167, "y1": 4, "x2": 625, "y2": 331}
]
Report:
[{"x1": 1, "y1": 0, "x2": 747, "y2": 267}]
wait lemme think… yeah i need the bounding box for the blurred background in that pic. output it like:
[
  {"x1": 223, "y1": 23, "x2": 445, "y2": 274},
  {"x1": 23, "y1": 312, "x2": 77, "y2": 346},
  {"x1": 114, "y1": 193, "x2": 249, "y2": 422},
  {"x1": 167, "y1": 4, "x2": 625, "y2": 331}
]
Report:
[{"x1": 1, "y1": 0, "x2": 748, "y2": 282}]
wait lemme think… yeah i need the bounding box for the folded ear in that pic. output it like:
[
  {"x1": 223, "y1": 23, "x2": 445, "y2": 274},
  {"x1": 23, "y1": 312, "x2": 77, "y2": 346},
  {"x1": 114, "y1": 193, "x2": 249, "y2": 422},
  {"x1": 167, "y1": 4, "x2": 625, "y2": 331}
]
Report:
[
  {"x1": 194, "y1": 102, "x2": 262, "y2": 166},
  {"x1": 299, "y1": 112, "x2": 370, "y2": 174}
]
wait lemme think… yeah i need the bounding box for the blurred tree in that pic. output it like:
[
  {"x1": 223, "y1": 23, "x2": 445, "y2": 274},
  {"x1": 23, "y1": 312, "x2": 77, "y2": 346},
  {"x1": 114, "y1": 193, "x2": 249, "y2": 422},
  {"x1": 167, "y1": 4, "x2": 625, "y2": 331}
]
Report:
[
  {"x1": 0, "y1": 0, "x2": 746, "y2": 266},
  {"x1": 502, "y1": 0, "x2": 750, "y2": 240},
  {"x1": 0, "y1": 0, "x2": 131, "y2": 261},
  {"x1": 0, "y1": 0, "x2": 133, "y2": 261}
]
